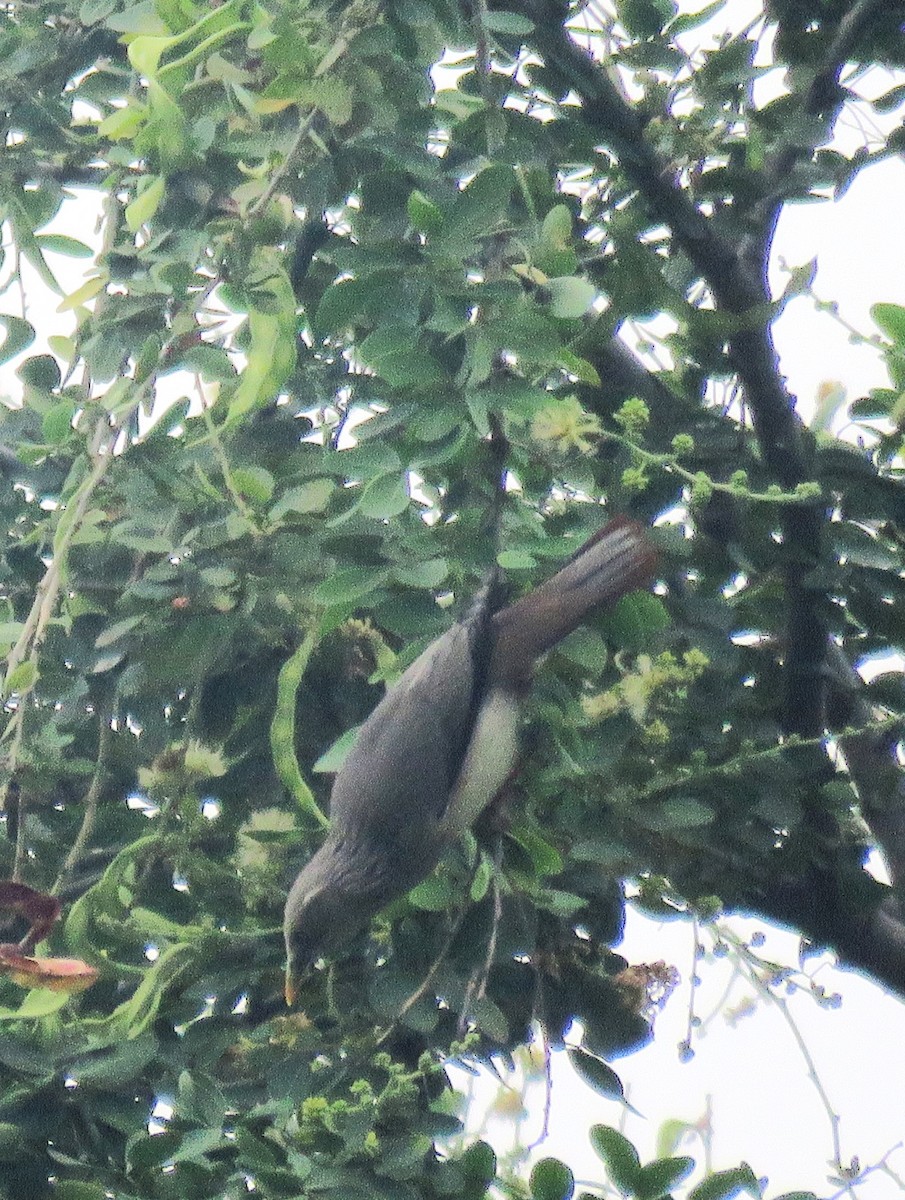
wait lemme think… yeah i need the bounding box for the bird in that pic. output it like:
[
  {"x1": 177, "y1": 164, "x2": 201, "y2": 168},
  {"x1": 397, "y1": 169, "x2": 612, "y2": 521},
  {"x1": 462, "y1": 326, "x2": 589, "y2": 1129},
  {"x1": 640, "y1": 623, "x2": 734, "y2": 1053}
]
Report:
[{"x1": 283, "y1": 516, "x2": 657, "y2": 1003}]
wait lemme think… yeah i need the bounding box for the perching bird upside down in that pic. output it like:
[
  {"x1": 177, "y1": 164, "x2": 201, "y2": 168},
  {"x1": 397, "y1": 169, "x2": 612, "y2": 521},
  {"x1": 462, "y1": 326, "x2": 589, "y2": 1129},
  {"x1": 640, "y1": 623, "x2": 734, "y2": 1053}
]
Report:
[{"x1": 283, "y1": 517, "x2": 657, "y2": 1003}]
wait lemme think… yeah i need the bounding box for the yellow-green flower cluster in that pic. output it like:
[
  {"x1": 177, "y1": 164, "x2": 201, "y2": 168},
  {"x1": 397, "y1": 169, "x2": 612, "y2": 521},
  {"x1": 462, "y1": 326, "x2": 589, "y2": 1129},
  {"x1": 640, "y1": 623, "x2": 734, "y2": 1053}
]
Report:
[
  {"x1": 621, "y1": 465, "x2": 649, "y2": 493},
  {"x1": 613, "y1": 397, "x2": 650, "y2": 435},
  {"x1": 531, "y1": 395, "x2": 602, "y2": 453},
  {"x1": 582, "y1": 648, "x2": 710, "y2": 739}
]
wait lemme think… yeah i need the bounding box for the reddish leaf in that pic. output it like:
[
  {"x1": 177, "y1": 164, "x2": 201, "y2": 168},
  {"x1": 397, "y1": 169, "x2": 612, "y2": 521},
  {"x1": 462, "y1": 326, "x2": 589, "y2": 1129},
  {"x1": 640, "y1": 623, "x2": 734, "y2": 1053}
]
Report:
[{"x1": 0, "y1": 946, "x2": 99, "y2": 993}]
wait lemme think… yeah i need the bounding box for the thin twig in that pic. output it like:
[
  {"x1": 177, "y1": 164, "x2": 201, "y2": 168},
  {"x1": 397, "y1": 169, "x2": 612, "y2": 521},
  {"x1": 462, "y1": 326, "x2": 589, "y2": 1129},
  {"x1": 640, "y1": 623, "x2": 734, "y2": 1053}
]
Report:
[
  {"x1": 527, "y1": 1031, "x2": 553, "y2": 1151},
  {"x1": 246, "y1": 109, "x2": 320, "y2": 220},
  {"x1": 52, "y1": 712, "x2": 113, "y2": 896},
  {"x1": 374, "y1": 854, "x2": 482, "y2": 1049},
  {"x1": 476, "y1": 838, "x2": 504, "y2": 1002},
  {"x1": 9, "y1": 436, "x2": 110, "y2": 880},
  {"x1": 742, "y1": 955, "x2": 853, "y2": 1193},
  {"x1": 826, "y1": 1143, "x2": 905, "y2": 1200},
  {"x1": 472, "y1": 0, "x2": 491, "y2": 82}
]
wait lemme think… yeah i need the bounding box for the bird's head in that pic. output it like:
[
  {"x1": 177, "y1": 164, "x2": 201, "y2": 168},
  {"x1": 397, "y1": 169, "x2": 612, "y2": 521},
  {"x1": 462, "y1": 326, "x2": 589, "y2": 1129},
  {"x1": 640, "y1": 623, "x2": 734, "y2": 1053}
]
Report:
[{"x1": 282, "y1": 840, "x2": 380, "y2": 1005}]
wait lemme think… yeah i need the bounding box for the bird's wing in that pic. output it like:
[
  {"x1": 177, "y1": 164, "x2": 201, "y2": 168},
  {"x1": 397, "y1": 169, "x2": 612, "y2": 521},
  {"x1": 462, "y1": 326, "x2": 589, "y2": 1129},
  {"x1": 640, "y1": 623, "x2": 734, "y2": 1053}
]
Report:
[{"x1": 328, "y1": 601, "x2": 494, "y2": 847}]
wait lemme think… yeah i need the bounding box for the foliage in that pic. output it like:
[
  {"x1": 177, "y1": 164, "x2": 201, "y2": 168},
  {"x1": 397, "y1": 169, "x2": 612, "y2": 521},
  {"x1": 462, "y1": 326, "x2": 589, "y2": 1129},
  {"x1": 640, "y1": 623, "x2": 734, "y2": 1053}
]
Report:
[{"x1": 0, "y1": 0, "x2": 904, "y2": 1195}]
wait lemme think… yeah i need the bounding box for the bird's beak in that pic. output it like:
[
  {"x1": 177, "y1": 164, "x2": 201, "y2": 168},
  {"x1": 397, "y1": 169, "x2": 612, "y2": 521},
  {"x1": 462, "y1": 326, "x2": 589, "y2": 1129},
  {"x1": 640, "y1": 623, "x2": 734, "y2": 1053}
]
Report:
[{"x1": 284, "y1": 966, "x2": 298, "y2": 1008}]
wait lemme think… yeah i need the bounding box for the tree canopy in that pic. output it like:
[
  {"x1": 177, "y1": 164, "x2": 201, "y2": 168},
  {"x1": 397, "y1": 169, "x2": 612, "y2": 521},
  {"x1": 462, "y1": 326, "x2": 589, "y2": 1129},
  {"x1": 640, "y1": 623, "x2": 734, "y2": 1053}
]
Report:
[{"x1": 1, "y1": 0, "x2": 905, "y2": 1196}]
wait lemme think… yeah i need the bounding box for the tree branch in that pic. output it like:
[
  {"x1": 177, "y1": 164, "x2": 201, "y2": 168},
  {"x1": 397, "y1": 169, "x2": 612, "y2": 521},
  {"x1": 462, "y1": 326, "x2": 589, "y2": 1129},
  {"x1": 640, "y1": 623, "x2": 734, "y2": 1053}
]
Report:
[
  {"x1": 517, "y1": 7, "x2": 826, "y2": 734},
  {"x1": 744, "y1": 0, "x2": 893, "y2": 274},
  {"x1": 827, "y1": 643, "x2": 905, "y2": 894}
]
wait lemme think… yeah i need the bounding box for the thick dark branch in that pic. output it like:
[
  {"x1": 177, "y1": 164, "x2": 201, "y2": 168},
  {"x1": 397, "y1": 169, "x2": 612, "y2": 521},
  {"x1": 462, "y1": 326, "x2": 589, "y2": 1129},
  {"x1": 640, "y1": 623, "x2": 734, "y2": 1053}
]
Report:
[
  {"x1": 744, "y1": 0, "x2": 893, "y2": 274},
  {"x1": 827, "y1": 643, "x2": 905, "y2": 892},
  {"x1": 524, "y1": 15, "x2": 759, "y2": 310},
  {"x1": 588, "y1": 336, "x2": 689, "y2": 415},
  {"x1": 513, "y1": 7, "x2": 905, "y2": 990},
  {"x1": 757, "y1": 865, "x2": 905, "y2": 1002},
  {"x1": 519, "y1": 8, "x2": 825, "y2": 733},
  {"x1": 522, "y1": 14, "x2": 805, "y2": 475}
]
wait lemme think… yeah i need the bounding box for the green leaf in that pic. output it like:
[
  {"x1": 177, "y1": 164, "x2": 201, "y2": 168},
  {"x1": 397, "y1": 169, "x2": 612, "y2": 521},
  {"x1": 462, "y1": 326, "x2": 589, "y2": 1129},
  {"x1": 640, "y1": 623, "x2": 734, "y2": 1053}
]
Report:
[
  {"x1": 510, "y1": 824, "x2": 562, "y2": 876},
  {"x1": 358, "y1": 326, "x2": 447, "y2": 389},
  {"x1": 126, "y1": 1130, "x2": 182, "y2": 1173},
  {"x1": 635, "y1": 1156, "x2": 695, "y2": 1200},
  {"x1": 634, "y1": 796, "x2": 714, "y2": 831},
  {"x1": 315, "y1": 567, "x2": 386, "y2": 605},
  {"x1": 530, "y1": 1157, "x2": 574, "y2": 1200},
  {"x1": 199, "y1": 566, "x2": 237, "y2": 588},
  {"x1": 312, "y1": 726, "x2": 360, "y2": 773},
  {"x1": 467, "y1": 994, "x2": 509, "y2": 1042},
  {"x1": 111, "y1": 943, "x2": 193, "y2": 1038},
  {"x1": 69, "y1": 1034, "x2": 157, "y2": 1087},
  {"x1": 42, "y1": 401, "x2": 76, "y2": 443},
  {"x1": 5, "y1": 661, "x2": 38, "y2": 696},
  {"x1": 232, "y1": 465, "x2": 276, "y2": 504},
  {"x1": 358, "y1": 472, "x2": 410, "y2": 519},
  {"x1": 35, "y1": 234, "x2": 94, "y2": 257},
  {"x1": 782, "y1": 257, "x2": 817, "y2": 300},
  {"x1": 52, "y1": 1183, "x2": 108, "y2": 1200},
  {"x1": 409, "y1": 873, "x2": 457, "y2": 912},
  {"x1": 98, "y1": 100, "x2": 147, "y2": 140},
  {"x1": 0, "y1": 315, "x2": 36, "y2": 367},
  {"x1": 483, "y1": 9, "x2": 534, "y2": 34},
  {"x1": 270, "y1": 479, "x2": 335, "y2": 519},
  {"x1": 0, "y1": 1121, "x2": 30, "y2": 1161},
  {"x1": 460, "y1": 1141, "x2": 497, "y2": 1187},
  {"x1": 470, "y1": 854, "x2": 492, "y2": 901},
  {"x1": 271, "y1": 631, "x2": 328, "y2": 828},
  {"x1": 408, "y1": 190, "x2": 443, "y2": 234},
  {"x1": 557, "y1": 626, "x2": 607, "y2": 672},
  {"x1": 19, "y1": 353, "x2": 62, "y2": 390},
  {"x1": 295, "y1": 78, "x2": 353, "y2": 125},
  {"x1": 556, "y1": 348, "x2": 601, "y2": 386},
  {"x1": 833, "y1": 522, "x2": 899, "y2": 571},
  {"x1": 58, "y1": 274, "x2": 107, "y2": 312},
  {"x1": 542, "y1": 204, "x2": 572, "y2": 247},
  {"x1": 655, "y1": 1117, "x2": 689, "y2": 1159},
  {"x1": 127, "y1": 34, "x2": 173, "y2": 77},
  {"x1": 873, "y1": 302, "x2": 905, "y2": 344},
  {"x1": 79, "y1": 0, "x2": 117, "y2": 21},
  {"x1": 325, "y1": 440, "x2": 402, "y2": 479},
  {"x1": 667, "y1": 0, "x2": 725, "y2": 33},
  {"x1": 125, "y1": 175, "x2": 165, "y2": 232},
  {"x1": 94, "y1": 614, "x2": 145, "y2": 648},
  {"x1": 618, "y1": 0, "x2": 678, "y2": 37},
  {"x1": 393, "y1": 558, "x2": 449, "y2": 588},
  {"x1": 168, "y1": 1126, "x2": 228, "y2": 1164},
  {"x1": 0, "y1": 622, "x2": 25, "y2": 648},
  {"x1": 313, "y1": 278, "x2": 369, "y2": 336},
  {"x1": 688, "y1": 1165, "x2": 761, "y2": 1200},
  {"x1": 497, "y1": 550, "x2": 537, "y2": 569},
  {"x1": 48, "y1": 334, "x2": 76, "y2": 361},
  {"x1": 589, "y1": 1125, "x2": 641, "y2": 1193},
  {"x1": 571, "y1": 1052, "x2": 628, "y2": 1105},
  {"x1": 602, "y1": 591, "x2": 670, "y2": 651},
  {"x1": 548, "y1": 276, "x2": 596, "y2": 319},
  {"x1": 228, "y1": 262, "x2": 297, "y2": 421},
  {"x1": 873, "y1": 82, "x2": 905, "y2": 113},
  {"x1": 0, "y1": 987, "x2": 70, "y2": 1021}
]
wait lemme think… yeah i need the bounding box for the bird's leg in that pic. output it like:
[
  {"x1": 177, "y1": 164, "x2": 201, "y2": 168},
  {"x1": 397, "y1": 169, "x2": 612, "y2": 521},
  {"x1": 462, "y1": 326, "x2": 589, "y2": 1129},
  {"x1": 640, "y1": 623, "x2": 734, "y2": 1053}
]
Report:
[{"x1": 475, "y1": 768, "x2": 521, "y2": 839}]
